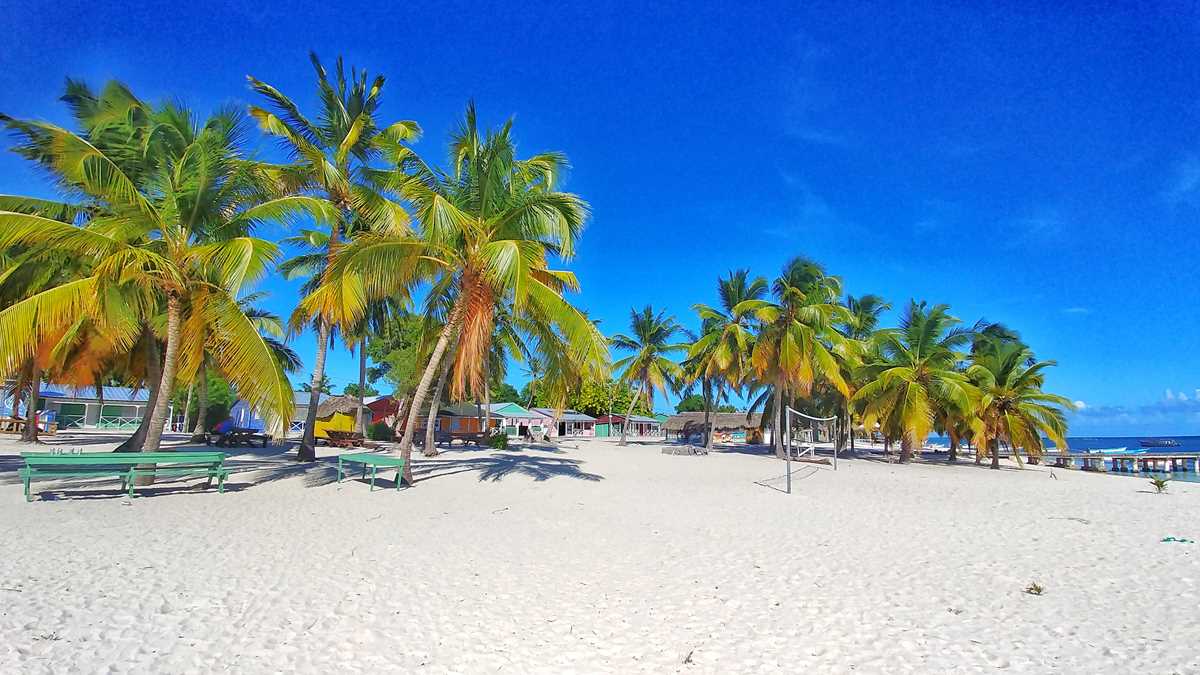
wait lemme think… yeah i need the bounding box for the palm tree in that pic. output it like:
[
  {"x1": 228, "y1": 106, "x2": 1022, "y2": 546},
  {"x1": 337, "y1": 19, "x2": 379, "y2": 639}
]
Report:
[
  {"x1": 0, "y1": 86, "x2": 320, "y2": 452},
  {"x1": 314, "y1": 102, "x2": 608, "y2": 483},
  {"x1": 742, "y1": 258, "x2": 849, "y2": 459},
  {"x1": 611, "y1": 306, "x2": 687, "y2": 445},
  {"x1": 967, "y1": 339, "x2": 1074, "y2": 469},
  {"x1": 688, "y1": 270, "x2": 767, "y2": 449},
  {"x1": 836, "y1": 294, "x2": 891, "y2": 452},
  {"x1": 249, "y1": 53, "x2": 419, "y2": 461},
  {"x1": 852, "y1": 301, "x2": 977, "y2": 463}
]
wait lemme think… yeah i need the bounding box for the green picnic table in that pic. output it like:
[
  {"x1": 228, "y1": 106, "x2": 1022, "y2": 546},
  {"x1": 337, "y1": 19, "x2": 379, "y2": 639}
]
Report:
[
  {"x1": 19, "y1": 451, "x2": 229, "y2": 501},
  {"x1": 337, "y1": 452, "x2": 406, "y2": 491}
]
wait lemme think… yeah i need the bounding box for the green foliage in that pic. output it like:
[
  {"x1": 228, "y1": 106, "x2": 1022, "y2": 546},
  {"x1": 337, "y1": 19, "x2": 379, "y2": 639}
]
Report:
[
  {"x1": 366, "y1": 313, "x2": 424, "y2": 396},
  {"x1": 565, "y1": 379, "x2": 651, "y2": 417},
  {"x1": 492, "y1": 382, "x2": 521, "y2": 404},
  {"x1": 368, "y1": 421, "x2": 393, "y2": 441},
  {"x1": 344, "y1": 383, "x2": 380, "y2": 398},
  {"x1": 675, "y1": 394, "x2": 736, "y2": 413},
  {"x1": 301, "y1": 376, "x2": 333, "y2": 395},
  {"x1": 1149, "y1": 476, "x2": 1170, "y2": 494},
  {"x1": 487, "y1": 432, "x2": 509, "y2": 449}
]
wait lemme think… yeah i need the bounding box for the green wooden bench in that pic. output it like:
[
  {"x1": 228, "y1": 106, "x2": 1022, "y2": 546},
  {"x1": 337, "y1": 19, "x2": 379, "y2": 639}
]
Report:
[
  {"x1": 19, "y1": 451, "x2": 229, "y2": 502},
  {"x1": 337, "y1": 452, "x2": 406, "y2": 491}
]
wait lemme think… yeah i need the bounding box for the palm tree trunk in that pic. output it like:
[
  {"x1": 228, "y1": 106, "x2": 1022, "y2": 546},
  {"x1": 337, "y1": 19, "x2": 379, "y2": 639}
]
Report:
[
  {"x1": 190, "y1": 363, "x2": 209, "y2": 441},
  {"x1": 845, "y1": 399, "x2": 855, "y2": 453},
  {"x1": 181, "y1": 384, "x2": 193, "y2": 439},
  {"x1": 705, "y1": 380, "x2": 716, "y2": 451},
  {"x1": 389, "y1": 394, "x2": 408, "y2": 439},
  {"x1": 702, "y1": 377, "x2": 712, "y2": 448},
  {"x1": 423, "y1": 352, "x2": 454, "y2": 457},
  {"x1": 947, "y1": 426, "x2": 959, "y2": 462},
  {"x1": 773, "y1": 385, "x2": 785, "y2": 460},
  {"x1": 990, "y1": 438, "x2": 1001, "y2": 470},
  {"x1": 397, "y1": 300, "x2": 464, "y2": 484},
  {"x1": 20, "y1": 360, "x2": 41, "y2": 443},
  {"x1": 116, "y1": 329, "x2": 161, "y2": 453},
  {"x1": 899, "y1": 435, "x2": 913, "y2": 463},
  {"x1": 143, "y1": 294, "x2": 182, "y2": 453},
  {"x1": 618, "y1": 381, "x2": 644, "y2": 446},
  {"x1": 356, "y1": 344, "x2": 368, "y2": 436},
  {"x1": 297, "y1": 319, "x2": 331, "y2": 462},
  {"x1": 483, "y1": 377, "x2": 492, "y2": 435}
]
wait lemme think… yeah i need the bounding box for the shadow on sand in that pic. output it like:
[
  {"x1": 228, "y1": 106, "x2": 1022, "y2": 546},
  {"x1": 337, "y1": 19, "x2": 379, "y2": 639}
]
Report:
[{"x1": 1, "y1": 435, "x2": 602, "y2": 501}]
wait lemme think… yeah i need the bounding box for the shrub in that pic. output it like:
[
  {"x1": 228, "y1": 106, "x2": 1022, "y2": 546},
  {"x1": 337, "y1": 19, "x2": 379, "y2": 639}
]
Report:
[
  {"x1": 1024, "y1": 582, "x2": 1044, "y2": 596},
  {"x1": 1149, "y1": 476, "x2": 1170, "y2": 494},
  {"x1": 368, "y1": 421, "x2": 394, "y2": 441},
  {"x1": 487, "y1": 432, "x2": 508, "y2": 449}
]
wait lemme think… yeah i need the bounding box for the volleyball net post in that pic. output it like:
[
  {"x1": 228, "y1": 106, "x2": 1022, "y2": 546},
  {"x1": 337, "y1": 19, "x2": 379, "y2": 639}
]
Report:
[{"x1": 783, "y1": 406, "x2": 841, "y2": 494}]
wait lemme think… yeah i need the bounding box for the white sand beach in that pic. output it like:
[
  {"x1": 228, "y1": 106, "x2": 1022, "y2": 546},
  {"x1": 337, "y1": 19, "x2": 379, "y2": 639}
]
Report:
[{"x1": 2, "y1": 434, "x2": 1198, "y2": 673}]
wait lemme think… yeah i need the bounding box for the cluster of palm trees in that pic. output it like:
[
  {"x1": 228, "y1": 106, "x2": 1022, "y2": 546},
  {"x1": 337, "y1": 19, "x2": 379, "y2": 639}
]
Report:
[
  {"x1": 618, "y1": 257, "x2": 1075, "y2": 468},
  {"x1": 0, "y1": 54, "x2": 608, "y2": 484}
]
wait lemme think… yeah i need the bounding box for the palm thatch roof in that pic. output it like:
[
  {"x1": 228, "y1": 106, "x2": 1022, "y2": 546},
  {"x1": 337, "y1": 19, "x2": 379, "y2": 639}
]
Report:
[
  {"x1": 315, "y1": 395, "x2": 361, "y2": 419},
  {"x1": 664, "y1": 412, "x2": 763, "y2": 433}
]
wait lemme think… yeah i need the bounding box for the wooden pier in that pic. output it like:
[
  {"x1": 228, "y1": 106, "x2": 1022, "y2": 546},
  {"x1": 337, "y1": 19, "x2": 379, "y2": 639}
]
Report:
[{"x1": 1049, "y1": 452, "x2": 1200, "y2": 474}]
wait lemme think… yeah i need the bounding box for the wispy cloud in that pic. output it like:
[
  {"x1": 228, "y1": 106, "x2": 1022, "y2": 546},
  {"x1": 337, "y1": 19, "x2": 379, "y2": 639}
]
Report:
[
  {"x1": 1070, "y1": 389, "x2": 1200, "y2": 435},
  {"x1": 1062, "y1": 307, "x2": 1091, "y2": 315},
  {"x1": 780, "y1": 33, "x2": 849, "y2": 147},
  {"x1": 1163, "y1": 153, "x2": 1200, "y2": 206},
  {"x1": 764, "y1": 171, "x2": 857, "y2": 238}
]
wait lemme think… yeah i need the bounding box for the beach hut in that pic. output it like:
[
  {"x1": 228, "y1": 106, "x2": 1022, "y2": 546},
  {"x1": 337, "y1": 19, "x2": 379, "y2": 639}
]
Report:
[
  {"x1": 531, "y1": 408, "x2": 597, "y2": 437},
  {"x1": 311, "y1": 395, "x2": 364, "y2": 439},
  {"x1": 37, "y1": 384, "x2": 168, "y2": 431},
  {"x1": 594, "y1": 414, "x2": 662, "y2": 438},
  {"x1": 663, "y1": 412, "x2": 767, "y2": 444},
  {"x1": 485, "y1": 402, "x2": 550, "y2": 437},
  {"x1": 232, "y1": 390, "x2": 314, "y2": 437}
]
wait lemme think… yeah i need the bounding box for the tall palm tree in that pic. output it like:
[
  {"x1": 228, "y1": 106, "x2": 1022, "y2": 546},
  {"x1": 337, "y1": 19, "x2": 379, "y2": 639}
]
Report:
[
  {"x1": 852, "y1": 301, "x2": 977, "y2": 463},
  {"x1": 742, "y1": 258, "x2": 849, "y2": 459},
  {"x1": 249, "y1": 52, "x2": 419, "y2": 461},
  {"x1": 688, "y1": 270, "x2": 767, "y2": 449},
  {"x1": 0, "y1": 86, "x2": 320, "y2": 452},
  {"x1": 611, "y1": 306, "x2": 687, "y2": 445},
  {"x1": 313, "y1": 102, "x2": 608, "y2": 483},
  {"x1": 836, "y1": 294, "x2": 891, "y2": 452},
  {"x1": 967, "y1": 339, "x2": 1074, "y2": 469}
]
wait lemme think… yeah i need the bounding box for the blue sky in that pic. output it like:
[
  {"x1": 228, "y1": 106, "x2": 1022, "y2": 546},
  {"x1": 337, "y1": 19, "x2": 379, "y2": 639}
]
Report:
[{"x1": 2, "y1": 1, "x2": 1199, "y2": 435}]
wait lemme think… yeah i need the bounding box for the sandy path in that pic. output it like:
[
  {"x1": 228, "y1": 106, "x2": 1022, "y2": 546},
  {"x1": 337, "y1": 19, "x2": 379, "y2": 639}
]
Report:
[{"x1": 1, "y1": 435, "x2": 1197, "y2": 673}]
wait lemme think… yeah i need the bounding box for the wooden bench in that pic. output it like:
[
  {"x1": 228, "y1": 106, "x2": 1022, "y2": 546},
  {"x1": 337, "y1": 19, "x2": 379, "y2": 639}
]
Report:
[
  {"x1": 19, "y1": 451, "x2": 229, "y2": 502},
  {"x1": 337, "y1": 452, "x2": 406, "y2": 491},
  {"x1": 206, "y1": 428, "x2": 270, "y2": 448}
]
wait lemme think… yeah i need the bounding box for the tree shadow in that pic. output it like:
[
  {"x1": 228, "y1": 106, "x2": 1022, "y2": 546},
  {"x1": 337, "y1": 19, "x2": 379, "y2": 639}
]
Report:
[{"x1": 414, "y1": 452, "x2": 603, "y2": 483}]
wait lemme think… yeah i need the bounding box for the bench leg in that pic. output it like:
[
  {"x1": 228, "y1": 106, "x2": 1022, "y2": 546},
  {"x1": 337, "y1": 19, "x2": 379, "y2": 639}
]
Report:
[
  {"x1": 23, "y1": 473, "x2": 32, "y2": 502},
  {"x1": 396, "y1": 468, "x2": 402, "y2": 491},
  {"x1": 127, "y1": 470, "x2": 137, "y2": 499},
  {"x1": 337, "y1": 457, "x2": 344, "y2": 483},
  {"x1": 218, "y1": 470, "x2": 226, "y2": 494},
  {"x1": 370, "y1": 465, "x2": 377, "y2": 491}
]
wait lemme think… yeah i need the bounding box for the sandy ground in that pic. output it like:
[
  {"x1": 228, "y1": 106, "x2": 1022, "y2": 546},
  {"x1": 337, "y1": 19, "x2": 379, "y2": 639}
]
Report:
[{"x1": 1, "y1": 432, "x2": 1197, "y2": 674}]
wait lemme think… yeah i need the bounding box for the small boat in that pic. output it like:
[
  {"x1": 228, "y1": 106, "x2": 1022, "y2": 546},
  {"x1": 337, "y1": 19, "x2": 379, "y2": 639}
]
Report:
[{"x1": 1139, "y1": 439, "x2": 1181, "y2": 448}]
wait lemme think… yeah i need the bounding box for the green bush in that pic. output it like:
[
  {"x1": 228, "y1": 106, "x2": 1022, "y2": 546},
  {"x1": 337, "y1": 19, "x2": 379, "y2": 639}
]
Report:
[
  {"x1": 487, "y1": 432, "x2": 508, "y2": 449},
  {"x1": 368, "y1": 421, "x2": 394, "y2": 441}
]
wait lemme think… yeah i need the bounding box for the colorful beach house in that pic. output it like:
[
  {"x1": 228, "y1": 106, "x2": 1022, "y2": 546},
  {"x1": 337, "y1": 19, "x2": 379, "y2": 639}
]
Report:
[
  {"x1": 231, "y1": 391, "x2": 370, "y2": 438},
  {"x1": 594, "y1": 413, "x2": 662, "y2": 438},
  {"x1": 37, "y1": 385, "x2": 172, "y2": 431},
  {"x1": 531, "y1": 408, "x2": 598, "y2": 437}
]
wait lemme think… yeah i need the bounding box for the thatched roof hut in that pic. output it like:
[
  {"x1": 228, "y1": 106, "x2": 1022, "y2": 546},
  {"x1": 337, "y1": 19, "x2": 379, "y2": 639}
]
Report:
[
  {"x1": 315, "y1": 395, "x2": 361, "y2": 420},
  {"x1": 664, "y1": 412, "x2": 763, "y2": 436}
]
